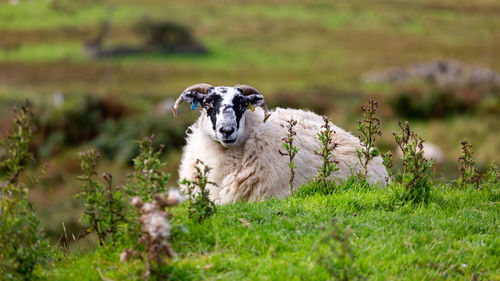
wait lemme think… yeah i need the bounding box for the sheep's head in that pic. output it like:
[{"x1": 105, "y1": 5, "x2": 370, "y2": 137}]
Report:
[{"x1": 172, "y1": 83, "x2": 270, "y2": 148}]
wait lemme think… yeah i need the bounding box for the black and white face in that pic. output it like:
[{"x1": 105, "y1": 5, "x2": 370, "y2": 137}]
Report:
[{"x1": 180, "y1": 86, "x2": 265, "y2": 148}]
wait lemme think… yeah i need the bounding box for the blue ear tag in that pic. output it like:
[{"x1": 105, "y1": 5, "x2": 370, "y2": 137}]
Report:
[{"x1": 191, "y1": 100, "x2": 198, "y2": 110}]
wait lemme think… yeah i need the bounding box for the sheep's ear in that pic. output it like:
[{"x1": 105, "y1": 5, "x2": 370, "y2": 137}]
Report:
[
  {"x1": 244, "y1": 94, "x2": 265, "y2": 107},
  {"x1": 172, "y1": 84, "x2": 213, "y2": 117},
  {"x1": 181, "y1": 90, "x2": 206, "y2": 104},
  {"x1": 236, "y1": 84, "x2": 270, "y2": 122}
]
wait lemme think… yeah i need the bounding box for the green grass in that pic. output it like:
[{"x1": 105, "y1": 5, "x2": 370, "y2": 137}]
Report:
[
  {"x1": 0, "y1": 42, "x2": 84, "y2": 62},
  {"x1": 0, "y1": 2, "x2": 148, "y2": 30},
  {"x1": 38, "y1": 182, "x2": 500, "y2": 280}
]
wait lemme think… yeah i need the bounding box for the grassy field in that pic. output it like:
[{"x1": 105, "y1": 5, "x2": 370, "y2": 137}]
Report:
[
  {"x1": 2, "y1": 0, "x2": 500, "y2": 94},
  {"x1": 38, "y1": 182, "x2": 500, "y2": 280},
  {"x1": 1, "y1": 0, "x2": 499, "y2": 163}
]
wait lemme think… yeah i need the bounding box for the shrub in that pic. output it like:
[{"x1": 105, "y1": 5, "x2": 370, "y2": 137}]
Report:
[
  {"x1": 181, "y1": 159, "x2": 217, "y2": 222},
  {"x1": 279, "y1": 119, "x2": 299, "y2": 195},
  {"x1": 76, "y1": 150, "x2": 125, "y2": 245},
  {"x1": 386, "y1": 80, "x2": 500, "y2": 120},
  {"x1": 118, "y1": 134, "x2": 172, "y2": 243},
  {"x1": 37, "y1": 95, "x2": 128, "y2": 150},
  {"x1": 456, "y1": 140, "x2": 481, "y2": 189},
  {"x1": 124, "y1": 135, "x2": 170, "y2": 201},
  {"x1": 92, "y1": 113, "x2": 191, "y2": 164},
  {"x1": 76, "y1": 135, "x2": 175, "y2": 247},
  {"x1": 314, "y1": 116, "x2": 339, "y2": 189},
  {"x1": 134, "y1": 18, "x2": 206, "y2": 53},
  {"x1": 0, "y1": 100, "x2": 50, "y2": 281},
  {"x1": 393, "y1": 121, "x2": 434, "y2": 204},
  {"x1": 356, "y1": 99, "x2": 382, "y2": 178},
  {"x1": 387, "y1": 85, "x2": 472, "y2": 119},
  {"x1": 34, "y1": 94, "x2": 190, "y2": 162}
]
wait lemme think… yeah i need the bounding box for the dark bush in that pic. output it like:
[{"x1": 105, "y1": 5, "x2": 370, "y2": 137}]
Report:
[
  {"x1": 25, "y1": 94, "x2": 191, "y2": 163},
  {"x1": 0, "y1": 101, "x2": 51, "y2": 281},
  {"x1": 92, "y1": 113, "x2": 194, "y2": 164},
  {"x1": 366, "y1": 60, "x2": 500, "y2": 119},
  {"x1": 134, "y1": 19, "x2": 206, "y2": 54},
  {"x1": 387, "y1": 84, "x2": 499, "y2": 119},
  {"x1": 36, "y1": 95, "x2": 129, "y2": 157},
  {"x1": 76, "y1": 150, "x2": 125, "y2": 246},
  {"x1": 389, "y1": 86, "x2": 464, "y2": 118}
]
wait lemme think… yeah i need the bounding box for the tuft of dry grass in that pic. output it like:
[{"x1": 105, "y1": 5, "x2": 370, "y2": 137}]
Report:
[{"x1": 122, "y1": 192, "x2": 182, "y2": 279}]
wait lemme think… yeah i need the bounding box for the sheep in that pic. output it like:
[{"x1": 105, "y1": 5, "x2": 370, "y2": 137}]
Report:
[{"x1": 173, "y1": 83, "x2": 388, "y2": 204}]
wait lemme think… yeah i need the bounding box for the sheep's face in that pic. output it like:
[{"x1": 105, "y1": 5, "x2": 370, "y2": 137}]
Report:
[
  {"x1": 174, "y1": 84, "x2": 268, "y2": 148},
  {"x1": 178, "y1": 86, "x2": 265, "y2": 148},
  {"x1": 200, "y1": 87, "x2": 264, "y2": 148}
]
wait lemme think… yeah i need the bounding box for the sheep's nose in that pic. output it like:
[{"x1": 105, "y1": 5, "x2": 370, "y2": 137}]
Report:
[{"x1": 219, "y1": 126, "x2": 235, "y2": 136}]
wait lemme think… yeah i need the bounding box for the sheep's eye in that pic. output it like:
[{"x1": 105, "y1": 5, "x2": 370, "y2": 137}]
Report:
[{"x1": 204, "y1": 100, "x2": 213, "y2": 109}]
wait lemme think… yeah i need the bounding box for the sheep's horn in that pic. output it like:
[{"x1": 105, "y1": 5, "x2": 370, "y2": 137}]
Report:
[
  {"x1": 236, "y1": 84, "x2": 271, "y2": 122},
  {"x1": 172, "y1": 83, "x2": 213, "y2": 117}
]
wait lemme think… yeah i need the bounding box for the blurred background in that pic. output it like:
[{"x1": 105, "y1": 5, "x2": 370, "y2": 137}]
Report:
[{"x1": 1, "y1": 0, "x2": 499, "y2": 242}]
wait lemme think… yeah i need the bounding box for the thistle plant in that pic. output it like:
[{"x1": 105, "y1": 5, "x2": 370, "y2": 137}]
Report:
[
  {"x1": 315, "y1": 116, "x2": 339, "y2": 189},
  {"x1": 279, "y1": 119, "x2": 299, "y2": 195},
  {"x1": 125, "y1": 134, "x2": 170, "y2": 201},
  {"x1": 181, "y1": 159, "x2": 217, "y2": 222},
  {"x1": 457, "y1": 140, "x2": 481, "y2": 189},
  {"x1": 357, "y1": 99, "x2": 382, "y2": 178},
  {"x1": 0, "y1": 100, "x2": 50, "y2": 281},
  {"x1": 76, "y1": 150, "x2": 125, "y2": 245},
  {"x1": 393, "y1": 121, "x2": 433, "y2": 204}
]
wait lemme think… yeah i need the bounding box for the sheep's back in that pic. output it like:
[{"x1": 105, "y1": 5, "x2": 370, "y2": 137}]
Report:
[{"x1": 248, "y1": 108, "x2": 388, "y2": 188}]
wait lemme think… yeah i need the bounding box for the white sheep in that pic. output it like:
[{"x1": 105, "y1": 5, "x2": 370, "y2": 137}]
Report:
[{"x1": 173, "y1": 84, "x2": 388, "y2": 204}]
